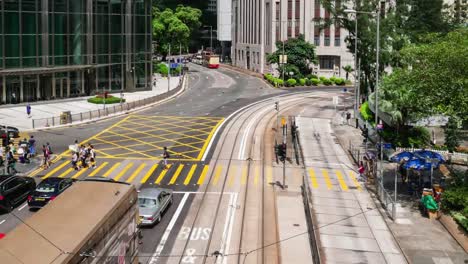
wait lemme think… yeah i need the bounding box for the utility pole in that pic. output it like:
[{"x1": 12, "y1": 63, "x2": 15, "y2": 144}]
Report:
[
  {"x1": 210, "y1": 26, "x2": 213, "y2": 51},
  {"x1": 375, "y1": 7, "x2": 381, "y2": 127},
  {"x1": 168, "y1": 44, "x2": 171, "y2": 92}
]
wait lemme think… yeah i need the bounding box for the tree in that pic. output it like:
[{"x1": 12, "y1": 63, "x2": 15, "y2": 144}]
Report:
[
  {"x1": 405, "y1": 0, "x2": 451, "y2": 41},
  {"x1": 445, "y1": 117, "x2": 461, "y2": 152},
  {"x1": 342, "y1": 65, "x2": 353, "y2": 80},
  {"x1": 266, "y1": 35, "x2": 316, "y2": 77}
]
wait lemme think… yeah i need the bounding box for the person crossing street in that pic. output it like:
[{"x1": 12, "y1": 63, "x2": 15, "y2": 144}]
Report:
[{"x1": 162, "y1": 146, "x2": 170, "y2": 169}]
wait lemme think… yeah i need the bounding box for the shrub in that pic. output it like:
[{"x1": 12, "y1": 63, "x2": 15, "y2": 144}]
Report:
[
  {"x1": 305, "y1": 78, "x2": 312, "y2": 86},
  {"x1": 156, "y1": 63, "x2": 169, "y2": 76},
  {"x1": 321, "y1": 78, "x2": 332, "y2": 85},
  {"x1": 299, "y1": 78, "x2": 306, "y2": 86},
  {"x1": 264, "y1": 73, "x2": 273, "y2": 80},
  {"x1": 87, "y1": 95, "x2": 126, "y2": 104},
  {"x1": 408, "y1": 127, "x2": 431, "y2": 148},
  {"x1": 319, "y1": 76, "x2": 327, "y2": 82},
  {"x1": 452, "y1": 212, "x2": 468, "y2": 231},
  {"x1": 310, "y1": 78, "x2": 320, "y2": 85},
  {"x1": 276, "y1": 79, "x2": 284, "y2": 86},
  {"x1": 286, "y1": 78, "x2": 297, "y2": 87},
  {"x1": 360, "y1": 102, "x2": 374, "y2": 122},
  {"x1": 306, "y1": 74, "x2": 318, "y2": 79},
  {"x1": 334, "y1": 78, "x2": 346, "y2": 85},
  {"x1": 330, "y1": 76, "x2": 338, "y2": 83}
]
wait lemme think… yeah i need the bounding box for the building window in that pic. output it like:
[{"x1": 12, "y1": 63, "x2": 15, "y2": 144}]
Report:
[
  {"x1": 324, "y1": 37, "x2": 330, "y2": 46},
  {"x1": 319, "y1": 56, "x2": 340, "y2": 70},
  {"x1": 295, "y1": 0, "x2": 300, "y2": 19},
  {"x1": 314, "y1": 37, "x2": 320, "y2": 46},
  {"x1": 334, "y1": 37, "x2": 340, "y2": 46},
  {"x1": 275, "y1": 2, "x2": 280, "y2": 21},
  {"x1": 288, "y1": 0, "x2": 293, "y2": 19}
]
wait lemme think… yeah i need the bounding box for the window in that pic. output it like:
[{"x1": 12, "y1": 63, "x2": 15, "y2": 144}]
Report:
[
  {"x1": 314, "y1": 26, "x2": 320, "y2": 46},
  {"x1": 335, "y1": 37, "x2": 340, "y2": 47},
  {"x1": 319, "y1": 56, "x2": 339, "y2": 70},
  {"x1": 324, "y1": 37, "x2": 330, "y2": 46},
  {"x1": 288, "y1": 0, "x2": 293, "y2": 19},
  {"x1": 295, "y1": 0, "x2": 300, "y2": 19}
]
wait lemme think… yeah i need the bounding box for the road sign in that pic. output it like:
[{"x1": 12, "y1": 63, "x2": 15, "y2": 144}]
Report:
[{"x1": 170, "y1": 63, "x2": 179, "y2": 69}]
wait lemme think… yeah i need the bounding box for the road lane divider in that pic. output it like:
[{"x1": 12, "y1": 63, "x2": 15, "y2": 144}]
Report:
[
  {"x1": 241, "y1": 165, "x2": 248, "y2": 185},
  {"x1": 72, "y1": 167, "x2": 89, "y2": 179},
  {"x1": 88, "y1": 162, "x2": 109, "y2": 177},
  {"x1": 58, "y1": 167, "x2": 74, "y2": 178},
  {"x1": 335, "y1": 170, "x2": 349, "y2": 191},
  {"x1": 227, "y1": 166, "x2": 237, "y2": 187},
  {"x1": 308, "y1": 168, "x2": 319, "y2": 189},
  {"x1": 126, "y1": 163, "x2": 147, "y2": 183},
  {"x1": 321, "y1": 169, "x2": 333, "y2": 190},
  {"x1": 212, "y1": 165, "x2": 223, "y2": 186},
  {"x1": 155, "y1": 164, "x2": 172, "y2": 184}
]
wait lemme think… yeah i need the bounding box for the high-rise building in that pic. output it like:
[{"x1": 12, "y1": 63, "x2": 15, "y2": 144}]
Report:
[
  {"x1": 0, "y1": 0, "x2": 152, "y2": 104},
  {"x1": 208, "y1": 0, "x2": 217, "y2": 13},
  {"x1": 231, "y1": 0, "x2": 353, "y2": 78}
]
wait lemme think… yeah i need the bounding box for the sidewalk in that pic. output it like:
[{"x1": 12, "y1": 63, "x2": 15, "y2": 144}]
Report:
[
  {"x1": 332, "y1": 115, "x2": 467, "y2": 264},
  {"x1": 297, "y1": 116, "x2": 407, "y2": 264},
  {"x1": 0, "y1": 75, "x2": 181, "y2": 131}
]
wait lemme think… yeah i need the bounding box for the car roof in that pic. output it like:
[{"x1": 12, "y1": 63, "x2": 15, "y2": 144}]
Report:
[
  {"x1": 0, "y1": 175, "x2": 15, "y2": 184},
  {"x1": 138, "y1": 188, "x2": 170, "y2": 198},
  {"x1": 39, "y1": 177, "x2": 64, "y2": 185}
]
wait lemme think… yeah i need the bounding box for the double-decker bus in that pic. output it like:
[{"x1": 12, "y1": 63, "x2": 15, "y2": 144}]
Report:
[
  {"x1": 202, "y1": 51, "x2": 220, "y2": 69},
  {"x1": 0, "y1": 179, "x2": 139, "y2": 264}
]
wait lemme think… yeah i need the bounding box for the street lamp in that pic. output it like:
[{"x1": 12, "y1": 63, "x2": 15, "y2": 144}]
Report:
[
  {"x1": 344, "y1": 6, "x2": 381, "y2": 127},
  {"x1": 204, "y1": 26, "x2": 213, "y2": 51}
]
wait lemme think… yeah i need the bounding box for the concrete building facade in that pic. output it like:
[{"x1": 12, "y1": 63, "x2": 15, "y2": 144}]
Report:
[
  {"x1": 0, "y1": 0, "x2": 152, "y2": 104},
  {"x1": 232, "y1": 0, "x2": 354, "y2": 78}
]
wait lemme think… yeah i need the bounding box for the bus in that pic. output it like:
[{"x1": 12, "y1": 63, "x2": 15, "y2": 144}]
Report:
[
  {"x1": 202, "y1": 51, "x2": 220, "y2": 69},
  {"x1": 0, "y1": 179, "x2": 139, "y2": 264}
]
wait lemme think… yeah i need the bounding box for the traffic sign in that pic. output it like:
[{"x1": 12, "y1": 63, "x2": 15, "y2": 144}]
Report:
[
  {"x1": 170, "y1": 63, "x2": 179, "y2": 69},
  {"x1": 383, "y1": 143, "x2": 392, "y2": 149}
]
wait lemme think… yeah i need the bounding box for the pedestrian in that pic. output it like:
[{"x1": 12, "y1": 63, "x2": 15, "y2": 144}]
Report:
[
  {"x1": 162, "y1": 146, "x2": 170, "y2": 169},
  {"x1": 6, "y1": 149, "x2": 17, "y2": 174},
  {"x1": 358, "y1": 161, "x2": 366, "y2": 182},
  {"x1": 79, "y1": 145, "x2": 88, "y2": 168},
  {"x1": 28, "y1": 135, "x2": 36, "y2": 156},
  {"x1": 42, "y1": 145, "x2": 51, "y2": 169},
  {"x1": 11, "y1": 93, "x2": 16, "y2": 104},
  {"x1": 341, "y1": 111, "x2": 346, "y2": 125},
  {"x1": 72, "y1": 139, "x2": 79, "y2": 153},
  {"x1": 71, "y1": 151, "x2": 79, "y2": 170},
  {"x1": 89, "y1": 145, "x2": 96, "y2": 168},
  {"x1": 46, "y1": 142, "x2": 53, "y2": 155},
  {"x1": 0, "y1": 145, "x2": 3, "y2": 166},
  {"x1": 346, "y1": 111, "x2": 351, "y2": 125},
  {"x1": 26, "y1": 103, "x2": 31, "y2": 118}
]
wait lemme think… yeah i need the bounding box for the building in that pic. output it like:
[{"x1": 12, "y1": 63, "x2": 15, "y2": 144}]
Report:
[
  {"x1": 217, "y1": 0, "x2": 232, "y2": 61},
  {"x1": 208, "y1": 0, "x2": 217, "y2": 13},
  {"x1": 231, "y1": 0, "x2": 354, "y2": 78},
  {"x1": 0, "y1": 0, "x2": 152, "y2": 105}
]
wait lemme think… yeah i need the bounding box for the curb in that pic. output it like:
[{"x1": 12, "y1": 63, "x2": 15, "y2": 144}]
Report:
[{"x1": 26, "y1": 75, "x2": 187, "y2": 133}]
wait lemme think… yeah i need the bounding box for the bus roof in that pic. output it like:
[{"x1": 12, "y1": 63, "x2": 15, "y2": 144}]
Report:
[{"x1": 0, "y1": 180, "x2": 136, "y2": 264}]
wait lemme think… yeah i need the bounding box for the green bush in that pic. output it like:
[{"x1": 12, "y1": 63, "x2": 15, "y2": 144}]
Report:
[
  {"x1": 156, "y1": 63, "x2": 169, "y2": 76},
  {"x1": 360, "y1": 102, "x2": 374, "y2": 122},
  {"x1": 319, "y1": 76, "x2": 327, "y2": 82},
  {"x1": 452, "y1": 212, "x2": 468, "y2": 231},
  {"x1": 307, "y1": 74, "x2": 318, "y2": 79},
  {"x1": 277, "y1": 79, "x2": 284, "y2": 86},
  {"x1": 321, "y1": 78, "x2": 332, "y2": 85},
  {"x1": 286, "y1": 78, "x2": 297, "y2": 87},
  {"x1": 264, "y1": 73, "x2": 273, "y2": 80},
  {"x1": 334, "y1": 78, "x2": 346, "y2": 85},
  {"x1": 330, "y1": 76, "x2": 338, "y2": 83},
  {"x1": 299, "y1": 78, "x2": 306, "y2": 86},
  {"x1": 310, "y1": 78, "x2": 320, "y2": 85},
  {"x1": 87, "y1": 96, "x2": 126, "y2": 104},
  {"x1": 305, "y1": 78, "x2": 312, "y2": 86}
]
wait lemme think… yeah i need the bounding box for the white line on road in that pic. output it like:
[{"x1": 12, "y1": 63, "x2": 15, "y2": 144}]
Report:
[
  {"x1": 173, "y1": 191, "x2": 237, "y2": 195},
  {"x1": 238, "y1": 108, "x2": 269, "y2": 160},
  {"x1": 149, "y1": 192, "x2": 190, "y2": 264},
  {"x1": 220, "y1": 193, "x2": 238, "y2": 264},
  {"x1": 17, "y1": 203, "x2": 28, "y2": 211},
  {"x1": 0, "y1": 220, "x2": 6, "y2": 225}
]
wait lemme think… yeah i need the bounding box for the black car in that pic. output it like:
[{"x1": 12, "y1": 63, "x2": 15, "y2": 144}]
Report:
[
  {"x1": 0, "y1": 125, "x2": 20, "y2": 138},
  {"x1": 0, "y1": 175, "x2": 36, "y2": 212},
  {"x1": 28, "y1": 177, "x2": 75, "y2": 209}
]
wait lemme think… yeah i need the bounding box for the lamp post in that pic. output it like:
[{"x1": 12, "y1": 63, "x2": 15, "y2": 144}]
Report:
[{"x1": 344, "y1": 6, "x2": 381, "y2": 127}]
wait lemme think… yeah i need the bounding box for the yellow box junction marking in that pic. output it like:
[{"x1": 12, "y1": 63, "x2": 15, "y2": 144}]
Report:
[
  {"x1": 197, "y1": 165, "x2": 209, "y2": 185},
  {"x1": 184, "y1": 164, "x2": 198, "y2": 185},
  {"x1": 114, "y1": 163, "x2": 134, "y2": 181},
  {"x1": 88, "y1": 162, "x2": 109, "y2": 177},
  {"x1": 196, "y1": 118, "x2": 225, "y2": 160},
  {"x1": 348, "y1": 170, "x2": 362, "y2": 191},
  {"x1": 335, "y1": 170, "x2": 349, "y2": 191},
  {"x1": 42, "y1": 161, "x2": 69, "y2": 180},
  {"x1": 140, "y1": 164, "x2": 158, "y2": 184},
  {"x1": 308, "y1": 168, "x2": 319, "y2": 189},
  {"x1": 126, "y1": 164, "x2": 147, "y2": 183},
  {"x1": 212, "y1": 165, "x2": 223, "y2": 186},
  {"x1": 169, "y1": 164, "x2": 185, "y2": 185},
  {"x1": 321, "y1": 169, "x2": 333, "y2": 190},
  {"x1": 155, "y1": 164, "x2": 172, "y2": 184},
  {"x1": 103, "y1": 162, "x2": 121, "y2": 178}
]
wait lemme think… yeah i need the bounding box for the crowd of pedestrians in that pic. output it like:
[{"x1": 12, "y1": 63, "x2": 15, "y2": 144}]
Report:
[
  {"x1": 70, "y1": 140, "x2": 96, "y2": 171},
  {"x1": 0, "y1": 135, "x2": 43, "y2": 174}
]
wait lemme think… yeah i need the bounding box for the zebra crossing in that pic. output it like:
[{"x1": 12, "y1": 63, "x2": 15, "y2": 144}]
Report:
[{"x1": 28, "y1": 159, "x2": 363, "y2": 191}]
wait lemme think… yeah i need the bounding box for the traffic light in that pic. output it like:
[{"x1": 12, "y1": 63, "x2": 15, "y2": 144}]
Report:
[
  {"x1": 279, "y1": 143, "x2": 286, "y2": 162},
  {"x1": 274, "y1": 102, "x2": 279, "y2": 111},
  {"x1": 362, "y1": 127, "x2": 369, "y2": 142}
]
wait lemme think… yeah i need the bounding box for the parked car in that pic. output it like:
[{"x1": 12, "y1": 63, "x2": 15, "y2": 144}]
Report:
[
  {"x1": 0, "y1": 175, "x2": 36, "y2": 212},
  {"x1": 138, "y1": 188, "x2": 173, "y2": 226},
  {"x1": 27, "y1": 177, "x2": 76, "y2": 209},
  {"x1": 0, "y1": 125, "x2": 20, "y2": 139}
]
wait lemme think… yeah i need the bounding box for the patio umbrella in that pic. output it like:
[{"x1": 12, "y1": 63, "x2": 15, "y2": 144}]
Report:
[
  {"x1": 403, "y1": 158, "x2": 440, "y2": 170},
  {"x1": 413, "y1": 150, "x2": 445, "y2": 162},
  {"x1": 390, "y1": 151, "x2": 414, "y2": 163}
]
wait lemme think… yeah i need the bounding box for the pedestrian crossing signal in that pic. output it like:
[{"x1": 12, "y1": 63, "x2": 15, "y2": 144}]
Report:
[{"x1": 274, "y1": 102, "x2": 279, "y2": 111}]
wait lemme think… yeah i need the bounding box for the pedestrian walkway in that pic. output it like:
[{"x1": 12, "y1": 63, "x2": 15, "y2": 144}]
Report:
[
  {"x1": 332, "y1": 113, "x2": 467, "y2": 264},
  {"x1": 297, "y1": 116, "x2": 407, "y2": 264},
  {"x1": 0, "y1": 75, "x2": 181, "y2": 131}
]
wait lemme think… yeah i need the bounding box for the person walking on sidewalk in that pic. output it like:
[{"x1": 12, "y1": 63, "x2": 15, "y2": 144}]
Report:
[
  {"x1": 26, "y1": 103, "x2": 31, "y2": 118},
  {"x1": 358, "y1": 161, "x2": 366, "y2": 182},
  {"x1": 346, "y1": 111, "x2": 351, "y2": 125},
  {"x1": 162, "y1": 146, "x2": 170, "y2": 169}
]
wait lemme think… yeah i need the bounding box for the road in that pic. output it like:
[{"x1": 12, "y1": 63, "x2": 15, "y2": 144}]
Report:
[{"x1": 0, "y1": 63, "x2": 354, "y2": 264}]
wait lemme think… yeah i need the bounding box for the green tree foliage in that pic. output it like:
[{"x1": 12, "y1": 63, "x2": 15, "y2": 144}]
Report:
[
  {"x1": 342, "y1": 65, "x2": 353, "y2": 80},
  {"x1": 405, "y1": 0, "x2": 450, "y2": 39},
  {"x1": 266, "y1": 35, "x2": 317, "y2": 77},
  {"x1": 444, "y1": 117, "x2": 461, "y2": 152},
  {"x1": 152, "y1": 6, "x2": 202, "y2": 56}
]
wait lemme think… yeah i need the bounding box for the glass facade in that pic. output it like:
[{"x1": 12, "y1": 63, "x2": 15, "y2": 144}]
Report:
[{"x1": 0, "y1": 0, "x2": 151, "y2": 104}]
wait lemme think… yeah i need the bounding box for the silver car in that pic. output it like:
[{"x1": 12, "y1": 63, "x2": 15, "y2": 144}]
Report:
[{"x1": 138, "y1": 188, "x2": 173, "y2": 226}]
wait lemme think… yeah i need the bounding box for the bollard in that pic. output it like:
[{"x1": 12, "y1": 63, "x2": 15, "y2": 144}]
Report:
[
  {"x1": 80, "y1": 112, "x2": 83, "y2": 122},
  {"x1": 89, "y1": 111, "x2": 92, "y2": 119},
  {"x1": 98, "y1": 109, "x2": 101, "y2": 118},
  {"x1": 32, "y1": 119, "x2": 35, "y2": 129},
  {"x1": 52, "y1": 117, "x2": 55, "y2": 126},
  {"x1": 113, "y1": 105, "x2": 116, "y2": 114}
]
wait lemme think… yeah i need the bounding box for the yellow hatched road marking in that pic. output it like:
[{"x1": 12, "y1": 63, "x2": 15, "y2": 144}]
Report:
[
  {"x1": 266, "y1": 166, "x2": 273, "y2": 183},
  {"x1": 29, "y1": 167, "x2": 43, "y2": 177},
  {"x1": 114, "y1": 163, "x2": 134, "y2": 181},
  {"x1": 140, "y1": 164, "x2": 158, "y2": 183},
  {"x1": 308, "y1": 168, "x2": 319, "y2": 189},
  {"x1": 254, "y1": 165, "x2": 260, "y2": 186},
  {"x1": 103, "y1": 162, "x2": 121, "y2": 178},
  {"x1": 241, "y1": 165, "x2": 248, "y2": 185},
  {"x1": 126, "y1": 163, "x2": 147, "y2": 183},
  {"x1": 321, "y1": 169, "x2": 333, "y2": 190},
  {"x1": 155, "y1": 164, "x2": 172, "y2": 184},
  {"x1": 42, "y1": 161, "x2": 69, "y2": 180},
  {"x1": 212, "y1": 165, "x2": 223, "y2": 186},
  {"x1": 169, "y1": 164, "x2": 185, "y2": 185},
  {"x1": 72, "y1": 167, "x2": 89, "y2": 179},
  {"x1": 335, "y1": 170, "x2": 349, "y2": 191},
  {"x1": 348, "y1": 170, "x2": 362, "y2": 191},
  {"x1": 197, "y1": 165, "x2": 209, "y2": 185},
  {"x1": 184, "y1": 164, "x2": 198, "y2": 185},
  {"x1": 88, "y1": 162, "x2": 109, "y2": 177},
  {"x1": 58, "y1": 167, "x2": 74, "y2": 178},
  {"x1": 228, "y1": 166, "x2": 237, "y2": 187}
]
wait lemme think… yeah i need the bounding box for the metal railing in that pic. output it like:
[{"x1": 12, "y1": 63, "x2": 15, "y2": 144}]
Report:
[{"x1": 32, "y1": 77, "x2": 184, "y2": 129}]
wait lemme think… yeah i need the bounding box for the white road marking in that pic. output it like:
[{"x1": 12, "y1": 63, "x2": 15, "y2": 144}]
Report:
[
  {"x1": 149, "y1": 192, "x2": 190, "y2": 264},
  {"x1": 218, "y1": 193, "x2": 238, "y2": 264},
  {"x1": 238, "y1": 108, "x2": 269, "y2": 160},
  {"x1": 173, "y1": 191, "x2": 236, "y2": 195},
  {"x1": 0, "y1": 220, "x2": 6, "y2": 225},
  {"x1": 18, "y1": 203, "x2": 28, "y2": 211}
]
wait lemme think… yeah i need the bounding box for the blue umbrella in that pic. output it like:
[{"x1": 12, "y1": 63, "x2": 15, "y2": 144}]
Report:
[
  {"x1": 390, "y1": 151, "x2": 414, "y2": 163},
  {"x1": 413, "y1": 150, "x2": 445, "y2": 162},
  {"x1": 403, "y1": 158, "x2": 440, "y2": 170}
]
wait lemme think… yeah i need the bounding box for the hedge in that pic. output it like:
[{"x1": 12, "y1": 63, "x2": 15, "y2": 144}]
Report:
[
  {"x1": 87, "y1": 96, "x2": 126, "y2": 104},
  {"x1": 286, "y1": 78, "x2": 297, "y2": 87},
  {"x1": 299, "y1": 78, "x2": 306, "y2": 86},
  {"x1": 321, "y1": 78, "x2": 332, "y2": 85},
  {"x1": 360, "y1": 102, "x2": 373, "y2": 122},
  {"x1": 310, "y1": 78, "x2": 320, "y2": 85},
  {"x1": 264, "y1": 73, "x2": 285, "y2": 87}
]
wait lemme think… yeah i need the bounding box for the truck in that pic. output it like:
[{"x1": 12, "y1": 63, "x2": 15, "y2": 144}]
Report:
[{"x1": 0, "y1": 179, "x2": 140, "y2": 264}]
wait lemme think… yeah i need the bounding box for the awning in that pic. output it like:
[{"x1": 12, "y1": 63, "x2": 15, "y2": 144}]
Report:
[{"x1": 0, "y1": 64, "x2": 96, "y2": 76}]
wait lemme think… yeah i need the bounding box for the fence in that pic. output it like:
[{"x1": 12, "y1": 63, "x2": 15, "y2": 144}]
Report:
[{"x1": 32, "y1": 76, "x2": 185, "y2": 129}]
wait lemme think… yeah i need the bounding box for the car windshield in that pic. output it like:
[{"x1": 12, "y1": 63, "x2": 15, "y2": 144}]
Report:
[
  {"x1": 36, "y1": 184, "x2": 56, "y2": 193},
  {"x1": 138, "y1": 198, "x2": 157, "y2": 208}
]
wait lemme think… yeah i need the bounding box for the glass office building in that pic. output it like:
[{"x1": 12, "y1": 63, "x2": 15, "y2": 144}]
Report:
[{"x1": 0, "y1": 0, "x2": 152, "y2": 104}]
